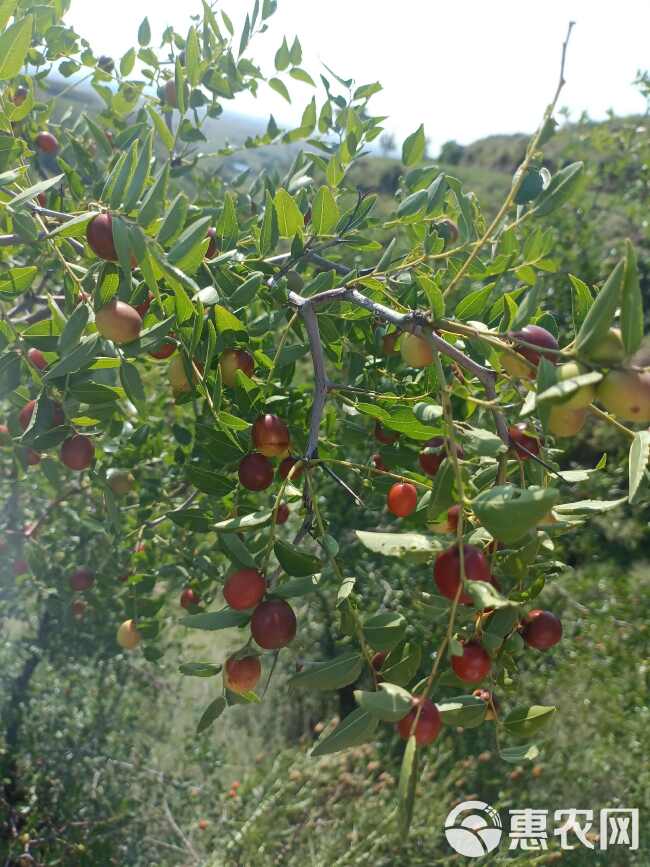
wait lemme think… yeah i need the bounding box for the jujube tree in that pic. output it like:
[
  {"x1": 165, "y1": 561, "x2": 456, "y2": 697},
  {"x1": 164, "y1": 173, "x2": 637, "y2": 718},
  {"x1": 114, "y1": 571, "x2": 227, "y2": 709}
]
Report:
[{"x1": 0, "y1": 4, "x2": 647, "y2": 834}]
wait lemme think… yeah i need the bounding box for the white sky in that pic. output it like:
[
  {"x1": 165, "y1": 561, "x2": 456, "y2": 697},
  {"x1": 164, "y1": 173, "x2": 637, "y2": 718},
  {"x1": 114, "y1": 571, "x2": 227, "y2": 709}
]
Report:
[{"x1": 69, "y1": 0, "x2": 649, "y2": 151}]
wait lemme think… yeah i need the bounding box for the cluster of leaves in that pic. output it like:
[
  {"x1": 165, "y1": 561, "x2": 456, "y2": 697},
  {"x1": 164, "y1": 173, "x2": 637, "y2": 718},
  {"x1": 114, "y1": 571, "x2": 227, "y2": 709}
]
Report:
[{"x1": 1, "y1": 0, "x2": 648, "y2": 838}]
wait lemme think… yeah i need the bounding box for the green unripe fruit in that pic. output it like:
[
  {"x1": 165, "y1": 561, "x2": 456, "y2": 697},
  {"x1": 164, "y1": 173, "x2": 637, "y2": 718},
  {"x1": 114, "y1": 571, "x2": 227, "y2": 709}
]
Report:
[
  {"x1": 556, "y1": 361, "x2": 596, "y2": 409},
  {"x1": 597, "y1": 370, "x2": 650, "y2": 422},
  {"x1": 583, "y1": 327, "x2": 626, "y2": 366},
  {"x1": 548, "y1": 405, "x2": 587, "y2": 437},
  {"x1": 107, "y1": 468, "x2": 135, "y2": 496}
]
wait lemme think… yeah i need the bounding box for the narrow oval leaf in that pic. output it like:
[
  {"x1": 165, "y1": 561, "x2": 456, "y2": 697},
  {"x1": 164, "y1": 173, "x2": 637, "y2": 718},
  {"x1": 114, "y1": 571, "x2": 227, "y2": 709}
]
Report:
[
  {"x1": 181, "y1": 609, "x2": 250, "y2": 630},
  {"x1": 629, "y1": 430, "x2": 650, "y2": 504},
  {"x1": 274, "y1": 539, "x2": 321, "y2": 576},
  {"x1": 362, "y1": 611, "x2": 406, "y2": 651},
  {"x1": 288, "y1": 652, "x2": 363, "y2": 691},
  {"x1": 472, "y1": 485, "x2": 559, "y2": 544},
  {"x1": 354, "y1": 682, "x2": 412, "y2": 722},
  {"x1": 311, "y1": 707, "x2": 378, "y2": 757},
  {"x1": 503, "y1": 705, "x2": 556, "y2": 739},
  {"x1": 196, "y1": 696, "x2": 226, "y2": 733}
]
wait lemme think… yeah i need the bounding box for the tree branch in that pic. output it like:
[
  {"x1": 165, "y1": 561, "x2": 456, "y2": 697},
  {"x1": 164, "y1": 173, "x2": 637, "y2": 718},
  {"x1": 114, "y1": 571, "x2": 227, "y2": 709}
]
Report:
[{"x1": 289, "y1": 284, "x2": 510, "y2": 456}]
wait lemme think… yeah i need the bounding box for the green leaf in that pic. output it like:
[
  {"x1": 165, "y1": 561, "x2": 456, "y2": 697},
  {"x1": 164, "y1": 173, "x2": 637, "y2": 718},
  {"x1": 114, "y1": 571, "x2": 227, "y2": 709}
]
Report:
[
  {"x1": 42, "y1": 335, "x2": 99, "y2": 381},
  {"x1": 362, "y1": 611, "x2": 406, "y2": 652},
  {"x1": 472, "y1": 484, "x2": 559, "y2": 544},
  {"x1": 397, "y1": 736, "x2": 418, "y2": 836},
  {"x1": 157, "y1": 193, "x2": 189, "y2": 245},
  {"x1": 196, "y1": 696, "x2": 226, "y2": 734},
  {"x1": 290, "y1": 67, "x2": 315, "y2": 86},
  {"x1": 569, "y1": 274, "x2": 593, "y2": 332},
  {"x1": 628, "y1": 430, "x2": 650, "y2": 504},
  {"x1": 274, "y1": 36, "x2": 290, "y2": 71},
  {"x1": 499, "y1": 742, "x2": 540, "y2": 764},
  {"x1": 535, "y1": 370, "x2": 602, "y2": 406},
  {"x1": 179, "y1": 662, "x2": 222, "y2": 677},
  {"x1": 147, "y1": 104, "x2": 174, "y2": 151},
  {"x1": 119, "y1": 361, "x2": 145, "y2": 406},
  {"x1": 259, "y1": 192, "x2": 279, "y2": 255},
  {"x1": 123, "y1": 132, "x2": 153, "y2": 212},
  {"x1": 274, "y1": 539, "x2": 320, "y2": 576},
  {"x1": 503, "y1": 705, "x2": 556, "y2": 739},
  {"x1": 380, "y1": 642, "x2": 422, "y2": 688},
  {"x1": 0, "y1": 1, "x2": 18, "y2": 31},
  {"x1": 464, "y1": 580, "x2": 515, "y2": 611},
  {"x1": 415, "y1": 273, "x2": 444, "y2": 320},
  {"x1": 213, "y1": 510, "x2": 271, "y2": 533},
  {"x1": 533, "y1": 161, "x2": 584, "y2": 217},
  {"x1": 213, "y1": 304, "x2": 246, "y2": 335},
  {"x1": 186, "y1": 466, "x2": 233, "y2": 497},
  {"x1": 182, "y1": 609, "x2": 250, "y2": 630},
  {"x1": 137, "y1": 164, "x2": 169, "y2": 228},
  {"x1": 312, "y1": 185, "x2": 339, "y2": 235},
  {"x1": 269, "y1": 77, "x2": 291, "y2": 103},
  {"x1": 402, "y1": 124, "x2": 425, "y2": 166},
  {"x1": 621, "y1": 240, "x2": 642, "y2": 355},
  {"x1": 456, "y1": 284, "x2": 492, "y2": 320},
  {"x1": 0, "y1": 15, "x2": 33, "y2": 81},
  {"x1": 355, "y1": 530, "x2": 440, "y2": 563},
  {"x1": 0, "y1": 266, "x2": 38, "y2": 297},
  {"x1": 230, "y1": 273, "x2": 262, "y2": 308},
  {"x1": 58, "y1": 304, "x2": 88, "y2": 352},
  {"x1": 274, "y1": 575, "x2": 320, "y2": 598},
  {"x1": 311, "y1": 707, "x2": 378, "y2": 757},
  {"x1": 138, "y1": 16, "x2": 151, "y2": 46},
  {"x1": 354, "y1": 683, "x2": 412, "y2": 722},
  {"x1": 575, "y1": 259, "x2": 624, "y2": 356},
  {"x1": 9, "y1": 174, "x2": 64, "y2": 209},
  {"x1": 273, "y1": 188, "x2": 303, "y2": 238},
  {"x1": 168, "y1": 216, "x2": 211, "y2": 265},
  {"x1": 438, "y1": 695, "x2": 487, "y2": 728},
  {"x1": 288, "y1": 652, "x2": 363, "y2": 690}
]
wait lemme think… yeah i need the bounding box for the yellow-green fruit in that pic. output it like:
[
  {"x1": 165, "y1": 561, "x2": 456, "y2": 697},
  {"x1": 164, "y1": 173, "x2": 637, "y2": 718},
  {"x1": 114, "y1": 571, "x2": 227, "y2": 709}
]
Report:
[
  {"x1": 169, "y1": 355, "x2": 194, "y2": 395},
  {"x1": 500, "y1": 351, "x2": 532, "y2": 379},
  {"x1": 556, "y1": 361, "x2": 595, "y2": 409},
  {"x1": 107, "y1": 468, "x2": 135, "y2": 496},
  {"x1": 400, "y1": 333, "x2": 433, "y2": 368},
  {"x1": 548, "y1": 405, "x2": 588, "y2": 437},
  {"x1": 117, "y1": 619, "x2": 141, "y2": 650},
  {"x1": 95, "y1": 299, "x2": 142, "y2": 344},
  {"x1": 597, "y1": 370, "x2": 650, "y2": 422},
  {"x1": 584, "y1": 327, "x2": 626, "y2": 366}
]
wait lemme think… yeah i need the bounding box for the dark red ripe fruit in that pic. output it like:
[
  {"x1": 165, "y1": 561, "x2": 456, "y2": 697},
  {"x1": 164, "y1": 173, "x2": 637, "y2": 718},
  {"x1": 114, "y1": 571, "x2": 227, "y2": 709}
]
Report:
[
  {"x1": 13, "y1": 559, "x2": 29, "y2": 576},
  {"x1": 238, "y1": 452, "x2": 274, "y2": 491},
  {"x1": 279, "y1": 456, "x2": 302, "y2": 481},
  {"x1": 512, "y1": 324, "x2": 559, "y2": 367},
  {"x1": 387, "y1": 482, "x2": 417, "y2": 517},
  {"x1": 25, "y1": 448, "x2": 41, "y2": 466},
  {"x1": 397, "y1": 697, "x2": 442, "y2": 745},
  {"x1": 37, "y1": 193, "x2": 47, "y2": 207},
  {"x1": 434, "y1": 544, "x2": 491, "y2": 605},
  {"x1": 86, "y1": 213, "x2": 118, "y2": 262},
  {"x1": 371, "y1": 651, "x2": 387, "y2": 671},
  {"x1": 19, "y1": 399, "x2": 64, "y2": 431},
  {"x1": 275, "y1": 503, "x2": 290, "y2": 524},
  {"x1": 134, "y1": 292, "x2": 153, "y2": 317},
  {"x1": 374, "y1": 422, "x2": 398, "y2": 445},
  {"x1": 13, "y1": 85, "x2": 28, "y2": 106},
  {"x1": 451, "y1": 641, "x2": 492, "y2": 683},
  {"x1": 180, "y1": 587, "x2": 200, "y2": 609},
  {"x1": 522, "y1": 609, "x2": 563, "y2": 650},
  {"x1": 250, "y1": 598, "x2": 297, "y2": 650},
  {"x1": 26, "y1": 347, "x2": 47, "y2": 370},
  {"x1": 509, "y1": 423, "x2": 542, "y2": 460},
  {"x1": 223, "y1": 568, "x2": 266, "y2": 611},
  {"x1": 60, "y1": 435, "x2": 94, "y2": 471},
  {"x1": 372, "y1": 453, "x2": 388, "y2": 472},
  {"x1": 69, "y1": 568, "x2": 94, "y2": 592},
  {"x1": 149, "y1": 340, "x2": 176, "y2": 360},
  {"x1": 206, "y1": 227, "x2": 218, "y2": 259},
  {"x1": 418, "y1": 437, "x2": 464, "y2": 477},
  {"x1": 35, "y1": 131, "x2": 59, "y2": 154},
  {"x1": 252, "y1": 414, "x2": 290, "y2": 457}
]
